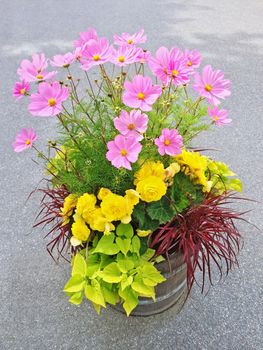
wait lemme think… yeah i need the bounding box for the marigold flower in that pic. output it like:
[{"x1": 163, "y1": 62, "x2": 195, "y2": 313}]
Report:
[
  {"x1": 114, "y1": 29, "x2": 147, "y2": 46},
  {"x1": 13, "y1": 80, "x2": 30, "y2": 100},
  {"x1": 17, "y1": 53, "x2": 56, "y2": 82},
  {"x1": 123, "y1": 75, "x2": 162, "y2": 111},
  {"x1": 80, "y1": 38, "x2": 113, "y2": 71},
  {"x1": 50, "y1": 52, "x2": 75, "y2": 68},
  {"x1": 193, "y1": 65, "x2": 231, "y2": 105},
  {"x1": 208, "y1": 105, "x2": 232, "y2": 126},
  {"x1": 136, "y1": 176, "x2": 167, "y2": 202},
  {"x1": 134, "y1": 161, "x2": 165, "y2": 185},
  {"x1": 28, "y1": 82, "x2": 69, "y2": 116},
  {"x1": 114, "y1": 110, "x2": 148, "y2": 141},
  {"x1": 155, "y1": 128, "x2": 183, "y2": 156},
  {"x1": 12, "y1": 128, "x2": 37, "y2": 152},
  {"x1": 106, "y1": 135, "x2": 142, "y2": 170}
]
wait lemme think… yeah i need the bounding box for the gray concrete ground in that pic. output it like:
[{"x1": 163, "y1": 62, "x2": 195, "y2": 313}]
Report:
[{"x1": 1, "y1": 0, "x2": 263, "y2": 349}]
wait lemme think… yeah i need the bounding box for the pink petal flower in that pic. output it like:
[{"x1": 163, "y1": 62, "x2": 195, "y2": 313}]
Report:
[
  {"x1": 28, "y1": 82, "x2": 69, "y2": 117},
  {"x1": 114, "y1": 110, "x2": 148, "y2": 140},
  {"x1": 50, "y1": 52, "x2": 75, "y2": 67},
  {"x1": 208, "y1": 105, "x2": 232, "y2": 126},
  {"x1": 74, "y1": 27, "x2": 98, "y2": 48},
  {"x1": 123, "y1": 75, "x2": 162, "y2": 111},
  {"x1": 193, "y1": 65, "x2": 231, "y2": 105},
  {"x1": 149, "y1": 46, "x2": 191, "y2": 86},
  {"x1": 183, "y1": 49, "x2": 202, "y2": 72},
  {"x1": 80, "y1": 38, "x2": 113, "y2": 71},
  {"x1": 17, "y1": 53, "x2": 57, "y2": 83},
  {"x1": 106, "y1": 135, "x2": 142, "y2": 170},
  {"x1": 110, "y1": 46, "x2": 142, "y2": 66},
  {"x1": 154, "y1": 128, "x2": 183, "y2": 156},
  {"x1": 114, "y1": 29, "x2": 147, "y2": 46},
  {"x1": 12, "y1": 128, "x2": 37, "y2": 152},
  {"x1": 13, "y1": 80, "x2": 30, "y2": 100}
]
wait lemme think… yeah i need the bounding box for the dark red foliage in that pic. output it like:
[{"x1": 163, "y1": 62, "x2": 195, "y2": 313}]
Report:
[
  {"x1": 33, "y1": 186, "x2": 73, "y2": 261},
  {"x1": 150, "y1": 192, "x2": 248, "y2": 292}
]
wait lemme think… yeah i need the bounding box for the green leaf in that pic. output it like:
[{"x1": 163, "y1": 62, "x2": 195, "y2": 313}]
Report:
[
  {"x1": 132, "y1": 202, "x2": 146, "y2": 227},
  {"x1": 119, "y1": 287, "x2": 138, "y2": 316},
  {"x1": 116, "y1": 223, "x2": 134, "y2": 238},
  {"x1": 100, "y1": 262, "x2": 123, "y2": 283},
  {"x1": 116, "y1": 237, "x2": 131, "y2": 256},
  {"x1": 92, "y1": 302, "x2": 101, "y2": 315},
  {"x1": 102, "y1": 283, "x2": 119, "y2": 305},
  {"x1": 63, "y1": 274, "x2": 85, "y2": 293},
  {"x1": 147, "y1": 196, "x2": 176, "y2": 224},
  {"x1": 141, "y1": 248, "x2": 155, "y2": 261},
  {"x1": 142, "y1": 263, "x2": 166, "y2": 284},
  {"x1": 69, "y1": 291, "x2": 83, "y2": 305},
  {"x1": 171, "y1": 173, "x2": 199, "y2": 212},
  {"x1": 131, "y1": 236, "x2": 141, "y2": 256},
  {"x1": 117, "y1": 257, "x2": 135, "y2": 273},
  {"x1": 85, "y1": 280, "x2": 106, "y2": 307},
  {"x1": 72, "y1": 253, "x2": 87, "y2": 277},
  {"x1": 93, "y1": 233, "x2": 120, "y2": 255},
  {"x1": 228, "y1": 178, "x2": 242, "y2": 192},
  {"x1": 86, "y1": 254, "x2": 101, "y2": 278},
  {"x1": 131, "y1": 278, "x2": 155, "y2": 298},
  {"x1": 121, "y1": 274, "x2": 133, "y2": 291}
]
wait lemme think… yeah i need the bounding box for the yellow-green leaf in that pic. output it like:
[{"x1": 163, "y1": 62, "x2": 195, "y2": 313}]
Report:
[
  {"x1": 99, "y1": 262, "x2": 122, "y2": 283},
  {"x1": 85, "y1": 282, "x2": 106, "y2": 307},
  {"x1": 93, "y1": 233, "x2": 120, "y2": 255},
  {"x1": 72, "y1": 253, "x2": 87, "y2": 277},
  {"x1": 69, "y1": 291, "x2": 83, "y2": 305},
  {"x1": 116, "y1": 237, "x2": 131, "y2": 256},
  {"x1": 63, "y1": 274, "x2": 85, "y2": 293},
  {"x1": 116, "y1": 223, "x2": 134, "y2": 238}
]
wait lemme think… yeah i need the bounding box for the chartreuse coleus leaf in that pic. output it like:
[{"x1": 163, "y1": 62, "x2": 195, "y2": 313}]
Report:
[
  {"x1": 63, "y1": 274, "x2": 85, "y2": 293},
  {"x1": 131, "y1": 236, "x2": 140, "y2": 256},
  {"x1": 116, "y1": 255, "x2": 135, "y2": 273},
  {"x1": 99, "y1": 262, "x2": 123, "y2": 283},
  {"x1": 131, "y1": 276, "x2": 155, "y2": 299},
  {"x1": 72, "y1": 253, "x2": 87, "y2": 277},
  {"x1": 141, "y1": 262, "x2": 166, "y2": 286},
  {"x1": 120, "y1": 274, "x2": 133, "y2": 291},
  {"x1": 119, "y1": 287, "x2": 139, "y2": 316},
  {"x1": 69, "y1": 291, "x2": 83, "y2": 305},
  {"x1": 86, "y1": 254, "x2": 101, "y2": 278},
  {"x1": 116, "y1": 237, "x2": 131, "y2": 256},
  {"x1": 116, "y1": 223, "x2": 134, "y2": 238},
  {"x1": 101, "y1": 282, "x2": 119, "y2": 305},
  {"x1": 85, "y1": 279, "x2": 106, "y2": 308},
  {"x1": 92, "y1": 233, "x2": 120, "y2": 255}
]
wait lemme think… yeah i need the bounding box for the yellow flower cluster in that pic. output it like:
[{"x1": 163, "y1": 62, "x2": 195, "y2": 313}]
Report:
[
  {"x1": 61, "y1": 188, "x2": 140, "y2": 247},
  {"x1": 175, "y1": 150, "x2": 212, "y2": 192}
]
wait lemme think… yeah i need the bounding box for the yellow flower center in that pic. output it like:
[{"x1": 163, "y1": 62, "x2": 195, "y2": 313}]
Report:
[
  {"x1": 137, "y1": 92, "x2": 145, "y2": 100},
  {"x1": 171, "y1": 70, "x2": 179, "y2": 77},
  {"x1": 120, "y1": 149, "x2": 127, "y2": 156},
  {"x1": 48, "y1": 98, "x2": 56, "y2": 107},
  {"x1": 164, "y1": 139, "x2": 170, "y2": 146},
  {"x1": 20, "y1": 88, "x2": 26, "y2": 95},
  {"x1": 118, "y1": 55, "x2": 125, "y2": 63},
  {"x1": 205, "y1": 84, "x2": 212, "y2": 92},
  {"x1": 25, "y1": 139, "x2": 31, "y2": 145},
  {"x1": 128, "y1": 123, "x2": 135, "y2": 130},
  {"x1": 36, "y1": 74, "x2": 44, "y2": 80},
  {"x1": 187, "y1": 61, "x2": 192, "y2": 66},
  {"x1": 213, "y1": 115, "x2": 219, "y2": 121},
  {"x1": 127, "y1": 39, "x2": 133, "y2": 44},
  {"x1": 93, "y1": 54, "x2": 101, "y2": 61}
]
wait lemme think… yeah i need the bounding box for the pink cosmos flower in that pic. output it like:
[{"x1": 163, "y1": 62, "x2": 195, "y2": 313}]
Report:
[
  {"x1": 193, "y1": 65, "x2": 231, "y2": 105},
  {"x1": 183, "y1": 49, "x2": 201, "y2": 72},
  {"x1": 50, "y1": 52, "x2": 75, "y2": 67},
  {"x1": 114, "y1": 29, "x2": 147, "y2": 46},
  {"x1": 155, "y1": 128, "x2": 183, "y2": 156},
  {"x1": 74, "y1": 47, "x2": 83, "y2": 60},
  {"x1": 80, "y1": 38, "x2": 113, "y2": 70},
  {"x1": 110, "y1": 46, "x2": 141, "y2": 66},
  {"x1": 13, "y1": 80, "x2": 30, "y2": 100},
  {"x1": 28, "y1": 82, "x2": 69, "y2": 116},
  {"x1": 17, "y1": 53, "x2": 57, "y2": 83},
  {"x1": 12, "y1": 128, "x2": 37, "y2": 152},
  {"x1": 106, "y1": 135, "x2": 142, "y2": 170},
  {"x1": 74, "y1": 27, "x2": 98, "y2": 48},
  {"x1": 149, "y1": 47, "x2": 190, "y2": 86},
  {"x1": 114, "y1": 110, "x2": 148, "y2": 141},
  {"x1": 208, "y1": 105, "x2": 232, "y2": 126},
  {"x1": 123, "y1": 75, "x2": 162, "y2": 111},
  {"x1": 137, "y1": 50, "x2": 151, "y2": 64}
]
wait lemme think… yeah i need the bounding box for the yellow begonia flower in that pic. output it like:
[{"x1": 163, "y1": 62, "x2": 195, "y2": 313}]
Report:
[
  {"x1": 136, "y1": 229, "x2": 152, "y2": 237},
  {"x1": 136, "y1": 176, "x2": 167, "y2": 202},
  {"x1": 134, "y1": 161, "x2": 165, "y2": 185},
  {"x1": 100, "y1": 193, "x2": 132, "y2": 222},
  {"x1": 71, "y1": 218, "x2": 90, "y2": 242},
  {"x1": 165, "y1": 162, "x2": 180, "y2": 178},
  {"x1": 75, "y1": 193, "x2": 97, "y2": 223},
  {"x1": 89, "y1": 208, "x2": 115, "y2": 234},
  {"x1": 97, "y1": 187, "x2": 112, "y2": 201},
  {"x1": 176, "y1": 150, "x2": 211, "y2": 192},
  {"x1": 125, "y1": 189, "x2": 140, "y2": 207},
  {"x1": 60, "y1": 194, "x2": 78, "y2": 225}
]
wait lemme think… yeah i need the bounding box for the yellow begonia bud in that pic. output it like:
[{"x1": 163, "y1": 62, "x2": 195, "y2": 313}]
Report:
[
  {"x1": 136, "y1": 229, "x2": 152, "y2": 237},
  {"x1": 97, "y1": 188, "x2": 112, "y2": 201},
  {"x1": 165, "y1": 162, "x2": 180, "y2": 178}
]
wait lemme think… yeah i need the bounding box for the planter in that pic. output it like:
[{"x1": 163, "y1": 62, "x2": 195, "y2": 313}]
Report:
[{"x1": 113, "y1": 252, "x2": 188, "y2": 317}]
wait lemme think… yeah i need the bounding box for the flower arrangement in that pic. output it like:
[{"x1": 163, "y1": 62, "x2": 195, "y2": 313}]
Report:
[{"x1": 13, "y1": 27, "x2": 245, "y2": 316}]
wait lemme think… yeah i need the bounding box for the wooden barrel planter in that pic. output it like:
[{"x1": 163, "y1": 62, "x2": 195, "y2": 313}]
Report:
[{"x1": 113, "y1": 251, "x2": 188, "y2": 317}]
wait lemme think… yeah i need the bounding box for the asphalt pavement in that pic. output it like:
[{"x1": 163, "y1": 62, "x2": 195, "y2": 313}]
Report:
[{"x1": 1, "y1": 0, "x2": 263, "y2": 349}]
